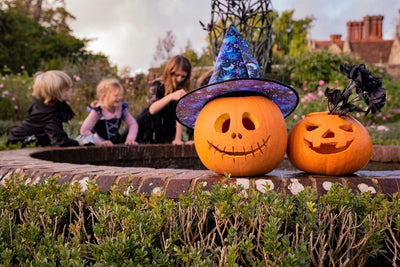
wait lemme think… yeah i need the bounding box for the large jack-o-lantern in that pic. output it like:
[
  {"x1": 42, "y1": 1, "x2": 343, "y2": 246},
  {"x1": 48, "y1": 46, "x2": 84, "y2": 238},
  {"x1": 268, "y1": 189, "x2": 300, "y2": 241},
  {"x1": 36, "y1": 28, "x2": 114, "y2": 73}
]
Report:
[
  {"x1": 194, "y1": 95, "x2": 287, "y2": 176},
  {"x1": 287, "y1": 112, "x2": 372, "y2": 175}
]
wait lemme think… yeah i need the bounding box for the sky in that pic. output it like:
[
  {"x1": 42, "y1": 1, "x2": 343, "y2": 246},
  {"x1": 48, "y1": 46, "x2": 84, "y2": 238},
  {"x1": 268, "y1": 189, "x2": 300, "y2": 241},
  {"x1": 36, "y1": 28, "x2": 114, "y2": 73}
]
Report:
[{"x1": 65, "y1": 0, "x2": 400, "y2": 75}]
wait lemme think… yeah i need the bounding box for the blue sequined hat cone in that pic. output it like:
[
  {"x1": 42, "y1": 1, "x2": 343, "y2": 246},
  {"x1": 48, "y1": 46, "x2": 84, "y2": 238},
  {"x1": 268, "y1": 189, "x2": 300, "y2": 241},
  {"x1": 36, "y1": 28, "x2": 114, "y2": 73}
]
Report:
[
  {"x1": 176, "y1": 25, "x2": 299, "y2": 129},
  {"x1": 208, "y1": 25, "x2": 262, "y2": 83}
]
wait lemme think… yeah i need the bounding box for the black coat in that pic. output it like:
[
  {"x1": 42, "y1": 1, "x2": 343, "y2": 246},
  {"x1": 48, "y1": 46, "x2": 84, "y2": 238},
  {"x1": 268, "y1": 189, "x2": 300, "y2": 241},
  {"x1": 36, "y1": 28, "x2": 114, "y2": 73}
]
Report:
[
  {"x1": 7, "y1": 98, "x2": 79, "y2": 147},
  {"x1": 135, "y1": 81, "x2": 177, "y2": 144}
]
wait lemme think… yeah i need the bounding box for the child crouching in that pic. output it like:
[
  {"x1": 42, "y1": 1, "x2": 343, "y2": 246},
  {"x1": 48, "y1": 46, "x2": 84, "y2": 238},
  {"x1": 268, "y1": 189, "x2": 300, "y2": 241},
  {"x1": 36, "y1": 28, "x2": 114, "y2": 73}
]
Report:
[
  {"x1": 80, "y1": 79, "x2": 138, "y2": 146},
  {"x1": 7, "y1": 70, "x2": 83, "y2": 147}
]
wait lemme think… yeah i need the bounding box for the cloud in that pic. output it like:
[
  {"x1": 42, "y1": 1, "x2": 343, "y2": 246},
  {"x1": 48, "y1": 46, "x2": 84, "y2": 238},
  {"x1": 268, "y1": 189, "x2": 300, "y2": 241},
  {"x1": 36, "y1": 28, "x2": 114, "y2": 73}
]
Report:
[{"x1": 66, "y1": 0, "x2": 399, "y2": 75}]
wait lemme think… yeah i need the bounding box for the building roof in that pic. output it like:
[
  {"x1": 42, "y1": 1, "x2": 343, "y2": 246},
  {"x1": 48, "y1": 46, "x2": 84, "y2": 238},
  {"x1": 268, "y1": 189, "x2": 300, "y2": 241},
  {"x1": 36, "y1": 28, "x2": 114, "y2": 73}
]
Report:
[{"x1": 348, "y1": 40, "x2": 393, "y2": 64}]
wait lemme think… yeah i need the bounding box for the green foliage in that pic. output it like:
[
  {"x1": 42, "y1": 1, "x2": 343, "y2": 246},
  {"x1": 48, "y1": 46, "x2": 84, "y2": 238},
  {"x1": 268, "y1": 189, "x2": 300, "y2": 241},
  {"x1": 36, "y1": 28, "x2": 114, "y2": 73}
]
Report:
[
  {"x1": 0, "y1": 71, "x2": 34, "y2": 122},
  {"x1": 0, "y1": 9, "x2": 85, "y2": 75},
  {"x1": 0, "y1": 176, "x2": 399, "y2": 265},
  {"x1": 272, "y1": 10, "x2": 314, "y2": 56}
]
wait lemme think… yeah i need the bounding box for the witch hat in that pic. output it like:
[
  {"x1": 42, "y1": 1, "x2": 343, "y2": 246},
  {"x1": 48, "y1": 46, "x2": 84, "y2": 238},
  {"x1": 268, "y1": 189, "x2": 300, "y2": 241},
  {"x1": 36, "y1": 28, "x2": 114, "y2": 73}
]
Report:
[{"x1": 176, "y1": 25, "x2": 299, "y2": 129}]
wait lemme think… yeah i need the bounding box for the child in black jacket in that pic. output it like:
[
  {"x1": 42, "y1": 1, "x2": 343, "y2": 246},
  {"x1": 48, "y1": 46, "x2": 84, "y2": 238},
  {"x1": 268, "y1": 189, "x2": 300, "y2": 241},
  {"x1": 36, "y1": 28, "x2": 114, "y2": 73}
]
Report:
[{"x1": 7, "y1": 70, "x2": 84, "y2": 147}]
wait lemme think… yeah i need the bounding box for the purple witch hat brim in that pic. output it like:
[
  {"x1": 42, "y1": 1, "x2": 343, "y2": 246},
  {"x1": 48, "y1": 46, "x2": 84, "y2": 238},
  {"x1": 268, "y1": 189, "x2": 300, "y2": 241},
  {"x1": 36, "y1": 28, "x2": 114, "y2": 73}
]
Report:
[{"x1": 176, "y1": 78, "x2": 299, "y2": 129}]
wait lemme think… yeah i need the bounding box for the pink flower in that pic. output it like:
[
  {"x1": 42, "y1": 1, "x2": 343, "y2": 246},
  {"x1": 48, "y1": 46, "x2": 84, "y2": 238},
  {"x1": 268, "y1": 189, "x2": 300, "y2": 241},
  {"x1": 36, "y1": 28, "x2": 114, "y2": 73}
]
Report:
[
  {"x1": 307, "y1": 93, "x2": 317, "y2": 101},
  {"x1": 11, "y1": 97, "x2": 15, "y2": 101},
  {"x1": 0, "y1": 83, "x2": 3, "y2": 88},
  {"x1": 21, "y1": 65, "x2": 25, "y2": 70},
  {"x1": 14, "y1": 105, "x2": 18, "y2": 110},
  {"x1": 2, "y1": 90, "x2": 8, "y2": 96},
  {"x1": 318, "y1": 80, "x2": 325, "y2": 86},
  {"x1": 303, "y1": 80, "x2": 307, "y2": 84},
  {"x1": 73, "y1": 75, "x2": 81, "y2": 82}
]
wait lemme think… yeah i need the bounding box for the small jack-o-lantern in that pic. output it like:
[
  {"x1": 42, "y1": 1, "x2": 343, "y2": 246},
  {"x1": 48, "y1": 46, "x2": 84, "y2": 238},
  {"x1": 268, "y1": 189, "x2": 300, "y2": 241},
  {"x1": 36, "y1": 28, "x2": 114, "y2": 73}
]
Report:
[
  {"x1": 194, "y1": 95, "x2": 287, "y2": 176},
  {"x1": 287, "y1": 112, "x2": 372, "y2": 175}
]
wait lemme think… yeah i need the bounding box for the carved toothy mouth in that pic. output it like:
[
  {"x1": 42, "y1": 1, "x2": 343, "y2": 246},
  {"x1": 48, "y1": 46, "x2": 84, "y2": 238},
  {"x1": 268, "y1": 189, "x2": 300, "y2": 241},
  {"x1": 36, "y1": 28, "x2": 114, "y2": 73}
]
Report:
[
  {"x1": 207, "y1": 136, "x2": 270, "y2": 158},
  {"x1": 305, "y1": 140, "x2": 353, "y2": 154}
]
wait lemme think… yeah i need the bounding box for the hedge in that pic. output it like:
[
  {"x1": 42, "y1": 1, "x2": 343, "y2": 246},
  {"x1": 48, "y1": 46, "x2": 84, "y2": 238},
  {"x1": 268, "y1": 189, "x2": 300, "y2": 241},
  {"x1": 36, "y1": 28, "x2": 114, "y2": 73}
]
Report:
[{"x1": 0, "y1": 175, "x2": 399, "y2": 266}]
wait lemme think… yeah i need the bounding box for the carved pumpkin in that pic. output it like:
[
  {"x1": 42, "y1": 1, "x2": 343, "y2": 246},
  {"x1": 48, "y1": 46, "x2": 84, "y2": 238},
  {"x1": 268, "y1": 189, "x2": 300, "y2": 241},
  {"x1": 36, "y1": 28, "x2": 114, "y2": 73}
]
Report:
[
  {"x1": 287, "y1": 112, "x2": 372, "y2": 175},
  {"x1": 194, "y1": 95, "x2": 287, "y2": 176}
]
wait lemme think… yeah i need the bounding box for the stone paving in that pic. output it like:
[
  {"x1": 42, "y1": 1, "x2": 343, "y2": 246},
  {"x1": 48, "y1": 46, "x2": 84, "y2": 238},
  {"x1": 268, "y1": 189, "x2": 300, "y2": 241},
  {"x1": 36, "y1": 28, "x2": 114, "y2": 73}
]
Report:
[{"x1": 0, "y1": 145, "x2": 399, "y2": 198}]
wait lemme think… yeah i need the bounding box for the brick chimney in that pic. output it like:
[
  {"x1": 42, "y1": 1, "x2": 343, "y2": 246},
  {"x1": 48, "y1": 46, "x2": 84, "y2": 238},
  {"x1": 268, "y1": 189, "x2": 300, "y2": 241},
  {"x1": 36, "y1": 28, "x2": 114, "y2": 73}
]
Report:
[
  {"x1": 346, "y1": 15, "x2": 383, "y2": 41},
  {"x1": 330, "y1": 34, "x2": 342, "y2": 43},
  {"x1": 347, "y1": 21, "x2": 363, "y2": 41},
  {"x1": 363, "y1": 15, "x2": 383, "y2": 40}
]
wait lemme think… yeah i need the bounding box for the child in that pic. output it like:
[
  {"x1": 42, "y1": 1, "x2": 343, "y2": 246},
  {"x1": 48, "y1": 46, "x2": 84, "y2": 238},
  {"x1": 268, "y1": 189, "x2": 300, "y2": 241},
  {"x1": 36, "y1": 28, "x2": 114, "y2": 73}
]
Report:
[
  {"x1": 7, "y1": 70, "x2": 84, "y2": 147},
  {"x1": 135, "y1": 55, "x2": 192, "y2": 144},
  {"x1": 80, "y1": 78, "x2": 138, "y2": 146}
]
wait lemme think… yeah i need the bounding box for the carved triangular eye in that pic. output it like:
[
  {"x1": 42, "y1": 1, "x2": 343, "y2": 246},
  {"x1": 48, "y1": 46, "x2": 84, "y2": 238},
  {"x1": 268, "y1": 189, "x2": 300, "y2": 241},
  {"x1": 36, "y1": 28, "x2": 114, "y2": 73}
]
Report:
[
  {"x1": 339, "y1": 124, "x2": 354, "y2": 132},
  {"x1": 306, "y1": 124, "x2": 318, "y2": 131}
]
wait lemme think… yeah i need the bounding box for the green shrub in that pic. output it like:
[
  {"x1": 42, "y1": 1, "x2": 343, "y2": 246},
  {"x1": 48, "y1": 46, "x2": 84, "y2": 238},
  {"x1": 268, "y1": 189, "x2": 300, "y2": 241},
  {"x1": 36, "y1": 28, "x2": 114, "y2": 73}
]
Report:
[
  {"x1": 0, "y1": 71, "x2": 34, "y2": 122},
  {"x1": 0, "y1": 175, "x2": 399, "y2": 266}
]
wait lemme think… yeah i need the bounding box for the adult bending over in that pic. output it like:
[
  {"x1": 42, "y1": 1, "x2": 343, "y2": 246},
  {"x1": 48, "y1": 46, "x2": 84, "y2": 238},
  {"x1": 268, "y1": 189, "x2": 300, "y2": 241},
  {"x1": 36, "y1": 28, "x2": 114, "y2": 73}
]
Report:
[{"x1": 136, "y1": 55, "x2": 192, "y2": 144}]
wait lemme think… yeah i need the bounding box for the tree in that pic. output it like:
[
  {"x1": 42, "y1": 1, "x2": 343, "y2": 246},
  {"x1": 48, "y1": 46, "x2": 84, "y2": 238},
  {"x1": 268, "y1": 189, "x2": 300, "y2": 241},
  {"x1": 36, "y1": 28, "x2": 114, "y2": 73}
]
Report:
[
  {"x1": 1, "y1": 0, "x2": 75, "y2": 34},
  {"x1": 151, "y1": 30, "x2": 176, "y2": 67},
  {"x1": 0, "y1": 8, "x2": 85, "y2": 74},
  {"x1": 181, "y1": 41, "x2": 199, "y2": 66},
  {"x1": 272, "y1": 10, "x2": 314, "y2": 56}
]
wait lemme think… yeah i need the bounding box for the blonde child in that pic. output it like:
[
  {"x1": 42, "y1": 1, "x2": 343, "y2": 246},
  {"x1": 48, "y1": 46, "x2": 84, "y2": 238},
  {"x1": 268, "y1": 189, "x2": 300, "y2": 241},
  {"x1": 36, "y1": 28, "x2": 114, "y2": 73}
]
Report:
[
  {"x1": 80, "y1": 79, "x2": 138, "y2": 146},
  {"x1": 7, "y1": 70, "x2": 84, "y2": 147}
]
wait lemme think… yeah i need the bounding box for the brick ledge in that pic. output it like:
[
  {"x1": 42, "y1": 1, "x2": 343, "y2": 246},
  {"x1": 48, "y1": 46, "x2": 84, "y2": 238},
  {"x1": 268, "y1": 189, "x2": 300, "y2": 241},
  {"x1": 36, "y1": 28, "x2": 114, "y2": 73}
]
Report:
[{"x1": 0, "y1": 145, "x2": 399, "y2": 198}]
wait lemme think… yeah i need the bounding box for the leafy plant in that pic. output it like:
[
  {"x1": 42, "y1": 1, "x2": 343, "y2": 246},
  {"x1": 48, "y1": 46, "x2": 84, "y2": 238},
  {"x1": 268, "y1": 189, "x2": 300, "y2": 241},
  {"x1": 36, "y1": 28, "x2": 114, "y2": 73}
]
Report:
[{"x1": 1, "y1": 175, "x2": 399, "y2": 265}]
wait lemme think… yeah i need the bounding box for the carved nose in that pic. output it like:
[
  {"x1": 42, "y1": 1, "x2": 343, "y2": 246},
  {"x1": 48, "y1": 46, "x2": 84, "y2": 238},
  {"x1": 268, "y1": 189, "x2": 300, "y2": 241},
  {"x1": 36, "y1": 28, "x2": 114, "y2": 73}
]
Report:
[
  {"x1": 231, "y1": 132, "x2": 242, "y2": 139},
  {"x1": 323, "y1": 130, "x2": 335, "y2": 138}
]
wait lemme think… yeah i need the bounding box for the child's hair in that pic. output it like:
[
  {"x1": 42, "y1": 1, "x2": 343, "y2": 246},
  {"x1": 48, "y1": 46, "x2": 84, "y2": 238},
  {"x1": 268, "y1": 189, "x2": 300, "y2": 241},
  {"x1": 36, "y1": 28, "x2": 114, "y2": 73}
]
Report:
[
  {"x1": 33, "y1": 70, "x2": 72, "y2": 105},
  {"x1": 96, "y1": 78, "x2": 124, "y2": 101},
  {"x1": 162, "y1": 55, "x2": 192, "y2": 96}
]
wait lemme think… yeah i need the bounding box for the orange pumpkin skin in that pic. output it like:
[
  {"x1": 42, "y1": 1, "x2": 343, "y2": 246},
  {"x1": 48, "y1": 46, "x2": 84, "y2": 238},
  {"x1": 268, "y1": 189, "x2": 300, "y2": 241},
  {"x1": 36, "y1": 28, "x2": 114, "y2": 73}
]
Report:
[
  {"x1": 287, "y1": 112, "x2": 372, "y2": 175},
  {"x1": 194, "y1": 96, "x2": 287, "y2": 176}
]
